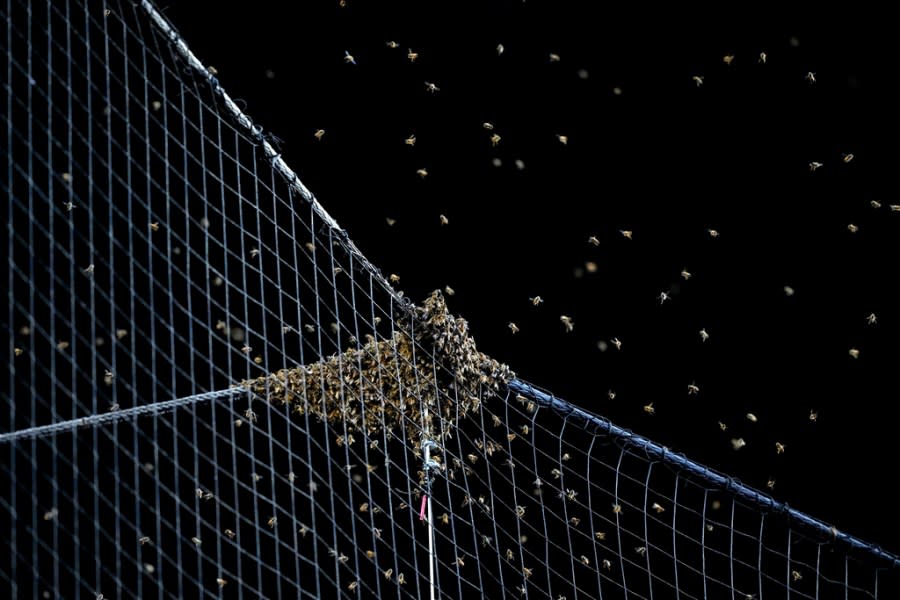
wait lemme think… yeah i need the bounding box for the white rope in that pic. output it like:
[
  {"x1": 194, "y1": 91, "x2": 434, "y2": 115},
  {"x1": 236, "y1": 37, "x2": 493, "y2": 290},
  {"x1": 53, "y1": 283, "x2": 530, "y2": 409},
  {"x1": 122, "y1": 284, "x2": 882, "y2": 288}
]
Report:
[{"x1": 0, "y1": 387, "x2": 246, "y2": 443}]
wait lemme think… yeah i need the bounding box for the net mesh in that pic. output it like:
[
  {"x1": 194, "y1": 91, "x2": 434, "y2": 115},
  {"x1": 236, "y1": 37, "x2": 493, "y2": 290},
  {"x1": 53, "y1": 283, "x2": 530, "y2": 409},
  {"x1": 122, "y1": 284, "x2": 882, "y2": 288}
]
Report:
[{"x1": 3, "y1": 1, "x2": 898, "y2": 598}]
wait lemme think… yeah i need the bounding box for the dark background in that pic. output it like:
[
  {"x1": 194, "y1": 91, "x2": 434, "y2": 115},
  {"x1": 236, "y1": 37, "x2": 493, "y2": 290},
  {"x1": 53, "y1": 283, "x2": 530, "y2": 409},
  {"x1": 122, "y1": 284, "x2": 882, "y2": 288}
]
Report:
[{"x1": 161, "y1": 2, "x2": 899, "y2": 553}]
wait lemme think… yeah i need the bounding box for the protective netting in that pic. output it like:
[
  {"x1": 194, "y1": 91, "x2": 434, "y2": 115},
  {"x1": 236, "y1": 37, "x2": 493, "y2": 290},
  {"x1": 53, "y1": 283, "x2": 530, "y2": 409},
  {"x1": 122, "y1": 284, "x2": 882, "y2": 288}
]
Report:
[{"x1": 3, "y1": 1, "x2": 898, "y2": 598}]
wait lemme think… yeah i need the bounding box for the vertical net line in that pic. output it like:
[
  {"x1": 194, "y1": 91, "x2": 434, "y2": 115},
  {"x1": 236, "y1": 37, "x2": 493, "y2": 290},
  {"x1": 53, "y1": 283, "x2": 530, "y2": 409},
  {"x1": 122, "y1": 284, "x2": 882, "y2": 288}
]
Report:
[{"x1": 4, "y1": 0, "x2": 17, "y2": 591}]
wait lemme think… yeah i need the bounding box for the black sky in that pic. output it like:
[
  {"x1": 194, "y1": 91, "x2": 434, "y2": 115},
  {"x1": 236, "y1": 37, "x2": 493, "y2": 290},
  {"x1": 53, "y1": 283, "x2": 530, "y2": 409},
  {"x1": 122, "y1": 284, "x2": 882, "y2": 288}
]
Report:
[{"x1": 161, "y1": 2, "x2": 900, "y2": 553}]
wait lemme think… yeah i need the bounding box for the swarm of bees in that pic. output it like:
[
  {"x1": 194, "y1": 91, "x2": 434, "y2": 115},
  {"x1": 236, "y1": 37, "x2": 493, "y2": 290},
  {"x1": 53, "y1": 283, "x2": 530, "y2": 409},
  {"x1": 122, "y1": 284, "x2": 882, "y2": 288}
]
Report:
[{"x1": 244, "y1": 290, "x2": 514, "y2": 443}]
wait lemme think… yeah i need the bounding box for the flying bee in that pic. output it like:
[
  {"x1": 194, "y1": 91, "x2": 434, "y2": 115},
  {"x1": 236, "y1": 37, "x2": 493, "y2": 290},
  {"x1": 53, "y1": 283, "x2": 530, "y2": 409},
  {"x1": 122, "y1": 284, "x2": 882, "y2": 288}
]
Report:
[
  {"x1": 681, "y1": 268, "x2": 692, "y2": 280},
  {"x1": 723, "y1": 54, "x2": 735, "y2": 65},
  {"x1": 809, "y1": 161, "x2": 823, "y2": 171},
  {"x1": 775, "y1": 442, "x2": 785, "y2": 454},
  {"x1": 455, "y1": 556, "x2": 465, "y2": 567},
  {"x1": 620, "y1": 229, "x2": 633, "y2": 239},
  {"x1": 407, "y1": 49, "x2": 418, "y2": 62},
  {"x1": 635, "y1": 546, "x2": 647, "y2": 556},
  {"x1": 731, "y1": 438, "x2": 746, "y2": 450},
  {"x1": 556, "y1": 134, "x2": 568, "y2": 145},
  {"x1": 439, "y1": 214, "x2": 449, "y2": 225},
  {"x1": 149, "y1": 222, "x2": 159, "y2": 231},
  {"x1": 692, "y1": 75, "x2": 704, "y2": 87},
  {"x1": 602, "y1": 559, "x2": 612, "y2": 570},
  {"x1": 767, "y1": 478, "x2": 776, "y2": 490},
  {"x1": 607, "y1": 390, "x2": 616, "y2": 400},
  {"x1": 718, "y1": 421, "x2": 728, "y2": 431},
  {"x1": 508, "y1": 322, "x2": 520, "y2": 334},
  {"x1": 389, "y1": 273, "x2": 400, "y2": 283},
  {"x1": 842, "y1": 153, "x2": 854, "y2": 163},
  {"x1": 216, "y1": 578, "x2": 227, "y2": 588},
  {"x1": 386, "y1": 41, "x2": 399, "y2": 48},
  {"x1": 848, "y1": 348, "x2": 860, "y2": 359},
  {"x1": 866, "y1": 313, "x2": 877, "y2": 325},
  {"x1": 139, "y1": 536, "x2": 151, "y2": 545},
  {"x1": 805, "y1": 71, "x2": 816, "y2": 84},
  {"x1": 658, "y1": 292, "x2": 670, "y2": 304},
  {"x1": 416, "y1": 168, "x2": 429, "y2": 178},
  {"x1": 652, "y1": 502, "x2": 665, "y2": 514},
  {"x1": 643, "y1": 403, "x2": 655, "y2": 415},
  {"x1": 687, "y1": 383, "x2": 699, "y2": 395},
  {"x1": 530, "y1": 296, "x2": 543, "y2": 306},
  {"x1": 424, "y1": 81, "x2": 440, "y2": 93},
  {"x1": 103, "y1": 370, "x2": 114, "y2": 385},
  {"x1": 343, "y1": 51, "x2": 356, "y2": 65},
  {"x1": 612, "y1": 503, "x2": 622, "y2": 514},
  {"x1": 496, "y1": 44, "x2": 504, "y2": 55},
  {"x1": 560, "y1": 315, "x2": 574, "y2": 332},
  {"x1": 595, "y1": 531, "x2": 607, "y2": 540},
  {"x1": 83, "y1": 264, "x2": 95, "y2": 276},
  {"x1": 699, "y1": 328, "x2": 709, "y2": 342},
  {"x1": 707, "y1": 228, "x2": 720, "y2": 238},
  {"x1": 347, "y1": 581, "x2": 358, "y2": 591},
  {"x1": 871, "y1": 200, "x2": 881, "y2": 209},
  {"x1": 809, "y1": 409, "x2": 818, "y2": 422},
  {"x1": 847, "y1": 223, "x2": 858, "y2": 233},
  {"x1": 515, "y1": 505, "x2": 526, "y2": 518},
  {"x1": 383, "y1": 568, "x2": 393, "y2": 580},
  {"x1": 792, "y1": 570, "x2": 803, "y2": 582},
  {"x1": 314, "y1": 129, "x2": 325, "y2": 141},
  {"x1": 191, "y1": 536, "x2": 202, "y2": 546},
  {"x1": 580, "y1": 555, "x2": 590, "y2": 566},
  {"x1": 587, "y1": 235, "x2": 600, "y2": 246},
  {"x1": 759, "y1": 52, "x2": 767, "y2": 64},
  {"x1": 490, "y1": 133, "x2": 501, "y2": 146}
]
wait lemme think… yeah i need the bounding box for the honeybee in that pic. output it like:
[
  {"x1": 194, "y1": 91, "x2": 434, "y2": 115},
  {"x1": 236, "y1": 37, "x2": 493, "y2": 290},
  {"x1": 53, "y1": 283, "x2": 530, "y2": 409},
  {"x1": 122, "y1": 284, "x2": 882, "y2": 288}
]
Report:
[
  {"x1": 809, "y1": 161, "x2": 823, "y2": 171},
  {"x1": 602, "y1": 559, "x2": 612, "y2": 570},
  {"x1": 658, "y1": 292, "x2": 670, "y2": 304},
  {"x1": 699, "y1": 328, "x2": 709, "y2": 342},
  {"x1": 651, "y1": 502, "x2": 665, "y2": 514},
  {"x1": 560, "y1": 315, "x2": 574, "y2": 332},
  {"x1": 439, "y1": 214, "x2": 449, "y2": 225},
  {"x1": 707, "y1": 228, "x2": 720, "y2": 238},
  {"x1": 424, "y1": 81, "x2": 440, "y2": 93},
  {"x1": 848, "y1": 348, "x2": 860, "y2": 359},
  {"x1": 149, "y1": 222, "x2": 159, "y2": 231},
  {"x1": 809, "y1": 409, "x2": 818, "y2": 422},
  {"x1": 692, "y1": 75, "x2": 704, "y2": 87},
  {"x1": 723, "y1": 54, "x2": 735, "y2": 65},
  {"x1": 805, "y1": 72, "x2": 816, "y2": 84},
  {"x1": 866, "y1": 313, "x2": 877, "y2": 325},
  {"x1": 386, "y1": 41, "x2": 399, "y2": 49},
  {"x1": 191, "y1": 536, "x2": 202, "y2": 546},
  {"x1": 530, "y1": 296, "x2": 543, "y2": 306},
  {"x1": 842, "y1": 153, "x2": 854, "y2": 163},
  {"x1": 775, "y1": 442, "x2": 785, "y2": 454},
  {"x1": 643, "y1": 403, "x2": 655, "y2": 415},
  {"x1": 407, "y1": 49, "x2": 418, "y2": 62},
  {"x1": 343, "y1": 51, "x2": 356, "y2": 65},
  {"x1": 496, "y1": 44, "x2": 504, "y2": 56},
  {"x1": 871, "y1": 200, "x2": 881, "y2": 209},
  {"x1": 580, "y1": 555, "x2": 590, "y2": 566},
  {"x1": 216, "y1": 578, "x2": 227, "y2": 588},
  {"x1": 847, "y1": 223, "x2": 858, "y2": 233},
  {"x1": 620, "y1": 230, "x2": 633, "y2": 240},
  {"x1": 759, "y1": 52, "x2": 767, "y2": 64},
  {"x1": 508, "y1": 322, "x2": 520, "y2": 334},
  {"x1": 404, "y1": 134, "x2": 416, "y2": 146},
  {"x1": 314, "y1": 129, "x2": 325, "y2": 141},
  {"x1": 612, "y1": 503, "x2": 622, "y2": 514},
  {"x1": 139, "y1": 536, "x2": 151, "y2": 545},
  {"x1": 731, "y1": 438, "x2": 746, "y2": 450},
  {"x1": 549, "y1": 53, "x2": 561, "y2": 62},
  {"x1": 416, "y1": 168, "x2": 429, "y2": 178},
  {"x1": 687, "y1": 383, "x2": 699, "y2": 395},
  {"x1": 746, "y1": 413, "x2": 757, "y2": 423},
  {"x1": 389, "y1": 274, "x2": 400, "y2": 283},
  {"x1": 767, "y1": 478, "x2": 776, "y2": 490},
  {"x1": 681, "y1": 269, "x2": 692, "y2": 280},
  {"x1": 556, "y1": 134, "x2": 568, "y2": 145}
]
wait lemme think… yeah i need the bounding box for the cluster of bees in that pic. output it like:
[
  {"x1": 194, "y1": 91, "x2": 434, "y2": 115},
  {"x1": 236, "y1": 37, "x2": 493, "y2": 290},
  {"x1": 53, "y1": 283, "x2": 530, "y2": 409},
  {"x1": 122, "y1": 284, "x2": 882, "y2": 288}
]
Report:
[{"x1": 244, "y1": 290, "x2": 513, "y2": 444}]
